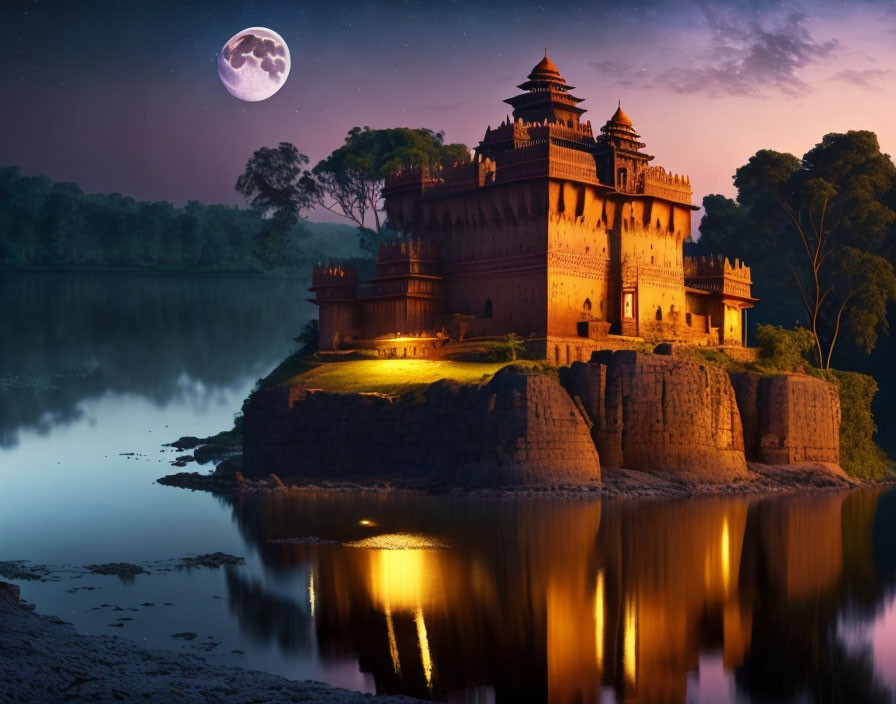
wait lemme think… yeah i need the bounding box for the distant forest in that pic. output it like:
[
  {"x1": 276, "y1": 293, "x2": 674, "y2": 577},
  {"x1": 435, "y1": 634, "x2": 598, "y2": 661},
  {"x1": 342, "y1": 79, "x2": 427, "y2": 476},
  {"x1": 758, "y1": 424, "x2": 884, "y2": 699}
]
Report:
[{"x1": 0, "y1": 166, "x2": 365, "y2": 275}]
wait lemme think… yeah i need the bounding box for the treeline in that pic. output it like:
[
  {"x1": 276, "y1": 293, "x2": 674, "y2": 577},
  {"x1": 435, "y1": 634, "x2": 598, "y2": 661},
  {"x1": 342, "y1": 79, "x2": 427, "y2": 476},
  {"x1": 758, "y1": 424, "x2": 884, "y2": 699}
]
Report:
[
  {"x1": 690, "y1": 130, "x2": 896, "y2": 462},
  {"x1": 0, "y1": 166, "x2": 361, "y2": 274}
]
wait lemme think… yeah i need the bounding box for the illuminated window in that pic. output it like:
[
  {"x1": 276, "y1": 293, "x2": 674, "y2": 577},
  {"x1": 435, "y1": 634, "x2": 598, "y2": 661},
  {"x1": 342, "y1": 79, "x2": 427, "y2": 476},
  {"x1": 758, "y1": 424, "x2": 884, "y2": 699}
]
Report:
[{"x1": 623, "y1": 291, "x2": 634, "y2": 320}]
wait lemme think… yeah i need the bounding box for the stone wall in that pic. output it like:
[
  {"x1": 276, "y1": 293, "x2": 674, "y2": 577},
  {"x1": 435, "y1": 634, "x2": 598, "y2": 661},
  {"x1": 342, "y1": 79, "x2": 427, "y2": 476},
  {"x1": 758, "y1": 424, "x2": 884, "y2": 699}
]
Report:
[
  {"x1": 561, "y1": 351, "x2": 748, "y2": 481},
  {"x1": 243, "y1": 366, "x2": 600, "y2": 487},
  {"x1": 730, "y1": 372, "x2": 840, "y2": 465}
]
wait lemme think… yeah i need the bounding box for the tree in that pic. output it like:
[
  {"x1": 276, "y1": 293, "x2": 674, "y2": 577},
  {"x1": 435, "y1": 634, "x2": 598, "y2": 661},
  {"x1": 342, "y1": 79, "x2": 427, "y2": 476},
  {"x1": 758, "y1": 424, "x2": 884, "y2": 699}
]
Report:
[
  {"x1": 310, "y1": 127, "x2": 470, "y2": 255},
  {"x1": 700, "y1": 132, "x2": 896, "y2": 369},
  {"x1": 235, "y1": 143, "x2": 315, "y2": 266}
]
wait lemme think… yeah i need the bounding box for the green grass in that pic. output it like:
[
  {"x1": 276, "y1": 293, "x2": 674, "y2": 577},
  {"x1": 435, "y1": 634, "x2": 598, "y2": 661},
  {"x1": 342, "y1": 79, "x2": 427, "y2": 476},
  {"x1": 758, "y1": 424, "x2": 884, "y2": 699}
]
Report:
[{"x1": 286, "y1": 358, "x2": 530, "y2": 395}]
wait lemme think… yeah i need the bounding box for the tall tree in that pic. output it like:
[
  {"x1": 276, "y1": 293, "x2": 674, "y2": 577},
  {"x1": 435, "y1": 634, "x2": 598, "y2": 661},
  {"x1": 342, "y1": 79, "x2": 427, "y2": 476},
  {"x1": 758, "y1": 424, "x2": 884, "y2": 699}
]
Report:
[
  {"x1": 310, "y1": 127, "x2": 469, "y2": 254},
  {"x1": 700, "y1": 132, "x2": 896, "y2": 369},
  {"x1": 235, "y1": 142, "x2": 315, "y2": 266}
]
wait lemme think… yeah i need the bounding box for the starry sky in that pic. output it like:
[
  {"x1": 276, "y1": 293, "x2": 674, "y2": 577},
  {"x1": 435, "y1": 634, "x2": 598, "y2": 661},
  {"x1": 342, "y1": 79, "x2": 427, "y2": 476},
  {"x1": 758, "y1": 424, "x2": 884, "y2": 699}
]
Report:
[{"x1": 2, "y1": 0, "x2": 895, "y2": 222}]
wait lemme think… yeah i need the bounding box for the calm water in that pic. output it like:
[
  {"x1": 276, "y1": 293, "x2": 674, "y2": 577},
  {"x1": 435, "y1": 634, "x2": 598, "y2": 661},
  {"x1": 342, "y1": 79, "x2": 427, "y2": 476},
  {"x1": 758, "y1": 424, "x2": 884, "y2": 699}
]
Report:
[{"x1": 1, "y1": 272, "x2": 895, "y2": 704}]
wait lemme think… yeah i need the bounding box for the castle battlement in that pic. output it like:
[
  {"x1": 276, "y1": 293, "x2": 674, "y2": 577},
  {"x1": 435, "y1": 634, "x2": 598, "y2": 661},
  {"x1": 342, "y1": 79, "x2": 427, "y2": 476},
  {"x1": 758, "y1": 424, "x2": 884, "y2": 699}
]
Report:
[
  {"x1": 311, "y1": 264, "x2": 358, "y2": 288},
  {"x1": 684, "y1": 256, "x2": 752, "y2": 283}
]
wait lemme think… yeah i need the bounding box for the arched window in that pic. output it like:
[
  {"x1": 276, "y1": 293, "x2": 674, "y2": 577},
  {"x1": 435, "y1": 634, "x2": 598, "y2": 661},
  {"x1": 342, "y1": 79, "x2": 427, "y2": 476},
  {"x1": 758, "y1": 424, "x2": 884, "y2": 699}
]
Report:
[
  {"x1": 617, "y1": 167, "x2": 627, "y2": 190},
  {"x1": 656, "y1": 306, "x2": 663, "y2": 321},
  {"x1": 583, "y1": 298, "x2": 592, "y2": 313},
  {"x1": 483, "y1": 299, "x2": 493, "y2": 318}
]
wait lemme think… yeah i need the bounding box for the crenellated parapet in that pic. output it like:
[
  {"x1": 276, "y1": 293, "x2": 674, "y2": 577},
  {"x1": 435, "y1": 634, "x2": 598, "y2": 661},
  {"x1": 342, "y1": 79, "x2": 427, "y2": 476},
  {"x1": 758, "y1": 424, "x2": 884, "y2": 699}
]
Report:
[
  {"x1": 311, "y1": 264, "x2": 357, "y2": 288},
  {"x1": 643, "y1": 166, "x2": 692, "y2": 205},
  {"x1": 384, "y1": 159, "x2": 497, "y2": 196},
  {"x1": 310, "y1": 264, "x2": 359, "y2": 306},
  {"x1": 684, "y1": 256, "x2": 754, "y2": 300}
]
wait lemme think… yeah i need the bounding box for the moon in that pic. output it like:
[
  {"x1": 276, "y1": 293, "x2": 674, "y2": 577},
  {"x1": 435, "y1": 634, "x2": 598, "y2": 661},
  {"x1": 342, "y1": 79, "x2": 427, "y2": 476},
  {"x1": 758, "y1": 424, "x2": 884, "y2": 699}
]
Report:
[{"x1": 217, "y1": 27, "x2": 290, "y2": 102}]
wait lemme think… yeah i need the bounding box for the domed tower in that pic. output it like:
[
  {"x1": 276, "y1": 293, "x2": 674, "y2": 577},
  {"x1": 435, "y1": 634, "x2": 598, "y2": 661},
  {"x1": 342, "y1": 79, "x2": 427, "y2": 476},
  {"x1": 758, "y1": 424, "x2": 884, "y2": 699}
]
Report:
[
  {"x1": 594, "y1": 104, "x2": 654, "y2": 192},
  {"x1": 503, "y1": 52, "x2": 587, "y2": 127}
]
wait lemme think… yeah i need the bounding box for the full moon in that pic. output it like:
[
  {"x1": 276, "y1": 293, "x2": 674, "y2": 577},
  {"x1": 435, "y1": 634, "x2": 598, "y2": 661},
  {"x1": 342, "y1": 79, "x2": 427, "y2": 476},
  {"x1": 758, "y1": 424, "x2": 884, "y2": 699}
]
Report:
[{"x1": 217, "y1": 27, "x2": 290, "y2": 102}]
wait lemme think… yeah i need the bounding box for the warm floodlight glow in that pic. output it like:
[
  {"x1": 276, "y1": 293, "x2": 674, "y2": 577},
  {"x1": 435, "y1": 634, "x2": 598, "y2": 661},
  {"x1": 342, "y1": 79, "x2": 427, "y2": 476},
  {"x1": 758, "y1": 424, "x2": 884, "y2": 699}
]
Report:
[
  {"x1": 308, "y1": 570, "x2": 316, "y2": 619},
  {"x1": 624, "y1": 597, "x2": 637, "y2": 685},
  {"x1": 594, "y1": 570, "x2": 604, "y2": 669},
  {"x1": 721, "y1": 516, "x2": 731, "y2": 594},
  {"x1": 359, "y1": 519, "x2": 373, "y2": 526}
]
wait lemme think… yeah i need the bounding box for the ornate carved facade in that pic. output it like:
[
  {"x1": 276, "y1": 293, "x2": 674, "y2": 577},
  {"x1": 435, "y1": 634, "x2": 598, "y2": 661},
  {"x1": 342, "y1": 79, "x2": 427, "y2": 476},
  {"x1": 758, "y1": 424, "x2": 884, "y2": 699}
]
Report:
[{"x1": 312, "y1": 55, "x2": 756, "y2": 360}]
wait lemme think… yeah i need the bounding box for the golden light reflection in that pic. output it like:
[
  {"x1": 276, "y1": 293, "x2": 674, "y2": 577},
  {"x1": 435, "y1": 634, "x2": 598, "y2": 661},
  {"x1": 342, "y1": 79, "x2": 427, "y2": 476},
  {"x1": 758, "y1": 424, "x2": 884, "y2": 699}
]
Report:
[
  {"x1": 594, "y1": 570, "x2": 604, "y2": 669},
  {"x1": 386, "y1": 604, "x2": 402, "y2": 676},
  {"x1": 370, "y1": 548, "x2": 436, "y2": 612},
  {"x1": 415, "y1": 606, "x2": 433, "y2": 688},
  {"x1": 308, "y1": 570, "x2": 316, "y2": 620},
  {"x1": 721, "y1": 516, "x2": 731, "y2": 594},
  {"x1": 363, "y1": 541, "x2": 442, "y2": 689},
  {"x1": 624, "y1": 596, "x2": 638, "y2": 685}
]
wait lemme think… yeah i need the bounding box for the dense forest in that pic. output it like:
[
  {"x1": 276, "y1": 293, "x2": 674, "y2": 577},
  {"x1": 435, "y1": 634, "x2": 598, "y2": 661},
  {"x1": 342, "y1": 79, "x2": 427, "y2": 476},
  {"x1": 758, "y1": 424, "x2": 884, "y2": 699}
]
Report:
[{"x1": 0, "y1": 166, "x2": 363, "y2": 274}]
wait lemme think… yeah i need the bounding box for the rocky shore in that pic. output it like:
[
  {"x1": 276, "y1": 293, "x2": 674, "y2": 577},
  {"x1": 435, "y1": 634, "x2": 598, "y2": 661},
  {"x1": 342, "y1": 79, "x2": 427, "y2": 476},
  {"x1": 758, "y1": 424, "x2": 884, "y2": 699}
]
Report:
[
  {"x1": 158, "y1": 460, "x2": 863, "y2": 500},
  {"x1": 0, "y1": 583, "x2": 420, "y2": 703}
]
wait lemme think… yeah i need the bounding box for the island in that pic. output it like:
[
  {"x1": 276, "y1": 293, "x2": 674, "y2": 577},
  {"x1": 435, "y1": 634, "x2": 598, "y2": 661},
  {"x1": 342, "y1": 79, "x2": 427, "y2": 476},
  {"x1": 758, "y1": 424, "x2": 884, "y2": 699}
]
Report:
[{"x1": 162, "y1": 56, "x2": 869, "y2": 497}]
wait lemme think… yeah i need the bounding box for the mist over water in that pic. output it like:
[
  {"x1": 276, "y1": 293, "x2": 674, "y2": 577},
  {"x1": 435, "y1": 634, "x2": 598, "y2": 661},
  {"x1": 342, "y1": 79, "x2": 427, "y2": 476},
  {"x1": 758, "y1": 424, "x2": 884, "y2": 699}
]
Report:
[{"x1": 0, "y1": 271, "x2": 894, "y2": 703}]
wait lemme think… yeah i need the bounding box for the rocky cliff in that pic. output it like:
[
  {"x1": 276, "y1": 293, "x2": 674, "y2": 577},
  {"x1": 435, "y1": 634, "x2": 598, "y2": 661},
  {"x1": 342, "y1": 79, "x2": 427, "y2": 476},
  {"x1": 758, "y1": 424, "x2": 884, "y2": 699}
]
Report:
[
  {"x1": 243, "y1": 366, "x2": 601, "y2": 487},
  {"x1": 730, "y1": 372, "x2": 841, "y2": 465},
  {"x1": 242, "y1": 354, "x2": 844, "y2": 487},
  {"x1": 561, "y1": 351, "x2": 748, "y2": 481}
]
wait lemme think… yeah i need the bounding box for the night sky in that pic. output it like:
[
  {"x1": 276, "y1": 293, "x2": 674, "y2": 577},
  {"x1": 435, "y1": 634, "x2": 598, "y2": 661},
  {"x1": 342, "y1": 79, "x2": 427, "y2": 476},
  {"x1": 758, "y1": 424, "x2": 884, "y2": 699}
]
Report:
[{"x1": 2, "y1": 0, "x2": 895, "y2": 221}]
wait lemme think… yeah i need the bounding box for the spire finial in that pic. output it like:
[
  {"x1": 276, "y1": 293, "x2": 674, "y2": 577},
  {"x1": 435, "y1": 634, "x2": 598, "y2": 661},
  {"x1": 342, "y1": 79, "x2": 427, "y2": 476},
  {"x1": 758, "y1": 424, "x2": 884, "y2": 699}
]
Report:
[
  {"x1": 544, "y1": 47, "x2": 547, "y2": 57},
  {"x1": 618, "y1": 99, "x2": 621, "y2": 108}
]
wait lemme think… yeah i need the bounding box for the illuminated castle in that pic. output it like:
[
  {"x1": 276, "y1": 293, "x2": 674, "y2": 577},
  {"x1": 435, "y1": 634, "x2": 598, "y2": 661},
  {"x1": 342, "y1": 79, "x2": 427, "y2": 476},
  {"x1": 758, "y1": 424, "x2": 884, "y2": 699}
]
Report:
[{"x1": 311, "y1": 55, "x2": 755, "y2": 362}]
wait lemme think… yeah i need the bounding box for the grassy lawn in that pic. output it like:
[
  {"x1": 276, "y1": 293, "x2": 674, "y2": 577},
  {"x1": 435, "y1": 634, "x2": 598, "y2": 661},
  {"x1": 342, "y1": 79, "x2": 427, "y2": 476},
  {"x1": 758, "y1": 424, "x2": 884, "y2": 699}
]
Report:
[{"x1": 286, "y1": 358, "x2": 528, "y2": 395}]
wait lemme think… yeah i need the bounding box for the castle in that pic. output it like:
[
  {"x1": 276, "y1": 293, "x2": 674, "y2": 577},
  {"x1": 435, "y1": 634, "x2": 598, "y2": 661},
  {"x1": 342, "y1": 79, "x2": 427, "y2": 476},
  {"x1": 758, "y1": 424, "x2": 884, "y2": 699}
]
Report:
[{"x1": 311, "y1": 55, "x2": 755, "y2": 363}]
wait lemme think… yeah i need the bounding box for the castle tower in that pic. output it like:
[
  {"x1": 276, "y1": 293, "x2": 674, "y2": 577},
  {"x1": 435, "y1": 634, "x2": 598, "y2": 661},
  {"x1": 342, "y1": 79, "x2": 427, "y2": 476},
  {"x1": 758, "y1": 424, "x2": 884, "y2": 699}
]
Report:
[
  {"x1": 594, "y1": 105, "x2": 654, "y2": 192},
  {"x1": 503, "y1": 53, "x2": 588, "y2": 127},
  {"x1": 309, "y1": 265, "x2": 359, "y2": 351}
]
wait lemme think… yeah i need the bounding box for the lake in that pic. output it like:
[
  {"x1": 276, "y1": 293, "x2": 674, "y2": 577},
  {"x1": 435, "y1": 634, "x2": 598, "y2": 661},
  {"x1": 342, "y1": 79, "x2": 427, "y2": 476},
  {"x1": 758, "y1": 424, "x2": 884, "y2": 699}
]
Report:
[{"x1": 1, "y1": 271, "x2": 894, "y2": 703}]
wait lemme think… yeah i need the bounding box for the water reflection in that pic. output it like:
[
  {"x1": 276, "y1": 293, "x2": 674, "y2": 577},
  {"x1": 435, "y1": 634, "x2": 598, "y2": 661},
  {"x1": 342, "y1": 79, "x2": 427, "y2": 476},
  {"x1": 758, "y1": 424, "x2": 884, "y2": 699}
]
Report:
[
  {"x1": 0, "y1": 271, "x2": 312, "y2": 446},
  {"x1": 221, "y1": 490, "x2": 896, "y2": 703}
]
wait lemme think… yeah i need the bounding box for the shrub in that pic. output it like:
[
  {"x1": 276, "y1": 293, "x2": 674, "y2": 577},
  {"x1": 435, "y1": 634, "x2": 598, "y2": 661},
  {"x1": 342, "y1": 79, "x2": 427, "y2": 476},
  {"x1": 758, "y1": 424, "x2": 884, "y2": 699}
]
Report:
[
  {"x1": 827, "y1": 369, "x2": 892, "y2": 479},
  {"x1": 755, "y1": 324, "x2": 815, "y2": 371},
  {"x1": 294, "y1": 319, "x2": 319, "y2": 356},
  {"x1": 487, "y1": 333, "x2": 527, "y2": 362}
]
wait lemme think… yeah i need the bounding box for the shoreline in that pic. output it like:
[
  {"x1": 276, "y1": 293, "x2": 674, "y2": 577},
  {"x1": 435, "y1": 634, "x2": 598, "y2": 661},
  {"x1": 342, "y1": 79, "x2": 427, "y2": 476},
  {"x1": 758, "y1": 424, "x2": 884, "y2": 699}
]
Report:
[
  {"x1": 157, "y1": 461, "x2": 889, "y2": 501},
  {"x1": 0, "y1": 586, "x2": 420, "y2": 703}
]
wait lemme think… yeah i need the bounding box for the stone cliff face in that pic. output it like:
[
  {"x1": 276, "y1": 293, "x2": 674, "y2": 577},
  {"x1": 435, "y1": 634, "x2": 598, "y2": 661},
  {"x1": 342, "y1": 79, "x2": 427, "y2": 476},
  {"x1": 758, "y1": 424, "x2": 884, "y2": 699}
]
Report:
[
  {"x1": 242, "y1": 366, "x2": 600, "y2": 487},
  {"x1": 243, "y1": 354, "x2": 844, "y2": 487},
  {"x1": 730, "y1": 372, "x2": 840, "y2": 465},
  {"x1": 561, "y1": 351, "x2": 748, "y2": 481}
]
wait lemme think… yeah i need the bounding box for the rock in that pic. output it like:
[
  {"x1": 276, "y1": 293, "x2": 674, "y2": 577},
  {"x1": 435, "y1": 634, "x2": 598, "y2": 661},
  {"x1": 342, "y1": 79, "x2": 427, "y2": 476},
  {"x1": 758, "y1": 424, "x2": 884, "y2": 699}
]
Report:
[
  {"x1": 242, "y1": 366, "x2": 600, "y2": 487},
  {"x1": 175, "y1": 455, "x2": 195, "y2": 463},
  {"x1": 177, "y1": 553, "x2": 244, "y2": 570},
  {"x1": 562, "y1": 352, "x2": 747, "y2": 481},
  {"x1": 269, "y1": 473, "x2": 286, "y2": 489},
  {"x1": 214, "y1": 454, "x2": 243, "y2": 477},
  {"x1": 168, "y1": 436, "x2": 203, "y2": 450},
  {"x1": 170, "y1": 632, "x2": 198, "y2": 640},
  {"x1": 193, "y1": 443, "x2": 236, "y2": 465},
  {"x1": 85, "y1": 563, "x2": 148, "y2": 579},
  {"x1": 0, "y1": 581, "x2": 20, "y2": 602},
  {"x1": 731, "y1": 372, "x2": 841, "y2": 467}
]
